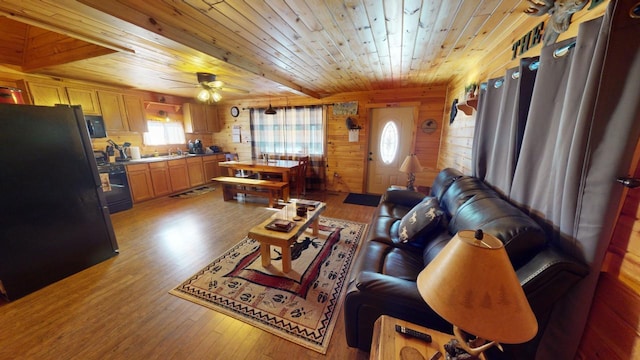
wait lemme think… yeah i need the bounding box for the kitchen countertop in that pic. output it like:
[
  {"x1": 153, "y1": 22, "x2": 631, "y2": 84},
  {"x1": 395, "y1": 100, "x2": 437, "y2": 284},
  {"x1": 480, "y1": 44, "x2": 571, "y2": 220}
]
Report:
[{"x1": 124, "y1": 152, "x2": 225, "y2": 164}]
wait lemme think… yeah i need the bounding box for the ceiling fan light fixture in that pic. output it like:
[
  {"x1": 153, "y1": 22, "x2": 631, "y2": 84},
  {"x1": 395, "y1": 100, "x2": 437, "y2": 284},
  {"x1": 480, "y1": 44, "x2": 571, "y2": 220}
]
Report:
[
  {"x1": 265, "y1": 103, "x2": 277, "y2": 115},
  {"x1": 211, "y1": 90, "x2": 222, "y2": 102},
  {"x1": 197, "y1": 88, "x2": 210, "y2": 102}
]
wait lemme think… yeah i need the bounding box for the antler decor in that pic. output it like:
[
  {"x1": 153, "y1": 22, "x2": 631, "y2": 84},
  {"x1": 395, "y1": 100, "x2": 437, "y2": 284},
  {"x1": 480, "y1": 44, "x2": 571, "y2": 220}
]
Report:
[{"x1": 524, "y1": 0, "x2": 589, "y2": 45}]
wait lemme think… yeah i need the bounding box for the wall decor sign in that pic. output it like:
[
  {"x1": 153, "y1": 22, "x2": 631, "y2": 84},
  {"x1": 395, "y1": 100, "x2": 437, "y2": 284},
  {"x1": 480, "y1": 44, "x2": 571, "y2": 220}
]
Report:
[
  {"x1": 513, "y1": 0, "x2": 605, "y2": 59},
  {"x1": 511, "y1": 22, "x2": 545, "y2": 60},
  {"x1": 333, "y1": 101, "x2": 358, "y2": 115}
]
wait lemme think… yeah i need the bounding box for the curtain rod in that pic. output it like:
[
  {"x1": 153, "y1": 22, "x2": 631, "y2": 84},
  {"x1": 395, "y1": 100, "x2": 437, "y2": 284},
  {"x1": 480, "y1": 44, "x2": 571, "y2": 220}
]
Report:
[{"x1": 509, "y1": 40, "x2": 576, "y2": 80}]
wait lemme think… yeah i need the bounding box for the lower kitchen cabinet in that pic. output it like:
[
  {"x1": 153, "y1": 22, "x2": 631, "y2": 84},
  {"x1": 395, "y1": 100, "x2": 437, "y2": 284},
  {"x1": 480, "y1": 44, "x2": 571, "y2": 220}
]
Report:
[
  {"x1": 187, "y1": 156, "x2": 205, "y2": 187},
  {"x1": 125, "y1": 154, "x2": 220, "y2": 204},
  {"x1": 203, "y1": 155, "x2": 221, "y2": 181},
  {"x1": 168, "y1": 158, "x2": 190, "y2": 192},
  {"x1": 149, "y1": 162, "x2": 172, "y2": 196},
  {"x1": 126, "y1": 163, "x2": 154, "y2": 203}
]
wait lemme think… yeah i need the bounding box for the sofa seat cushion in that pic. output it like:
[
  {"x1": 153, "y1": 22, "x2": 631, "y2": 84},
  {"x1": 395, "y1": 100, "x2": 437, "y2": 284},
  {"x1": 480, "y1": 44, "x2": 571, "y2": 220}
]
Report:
[{"x1": 399, "y1": 197, "x2": 444, "y2": 244}]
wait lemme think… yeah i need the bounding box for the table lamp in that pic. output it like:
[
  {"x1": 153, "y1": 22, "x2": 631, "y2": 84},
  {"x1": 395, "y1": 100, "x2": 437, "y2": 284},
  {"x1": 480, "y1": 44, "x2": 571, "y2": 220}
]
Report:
[
  {"x1": 399, "y1": 154, "x2": 423, "y2": 191},
  {"x1": 416, "y1": 229, "x2": 538, "y2": 357}
]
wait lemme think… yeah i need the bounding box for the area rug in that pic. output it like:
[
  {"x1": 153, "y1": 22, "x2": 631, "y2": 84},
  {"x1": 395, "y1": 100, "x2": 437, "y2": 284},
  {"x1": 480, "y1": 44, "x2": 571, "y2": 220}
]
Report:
[
  {"x1": 170, "y1": 185, "x2": 215, "y2": 198},
  {"x1": 343, "y1": 192, "x2": 381, "y2": 207},
  {"x1": 169, "y1": 217, "x2": 367, "y2": 353}
]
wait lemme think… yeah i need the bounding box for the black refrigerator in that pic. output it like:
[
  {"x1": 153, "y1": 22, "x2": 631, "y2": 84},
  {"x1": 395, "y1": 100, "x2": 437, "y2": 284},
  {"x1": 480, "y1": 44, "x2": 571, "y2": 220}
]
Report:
[{"x1": 0, "y1": 104, "x2": 119, "y2": 300}]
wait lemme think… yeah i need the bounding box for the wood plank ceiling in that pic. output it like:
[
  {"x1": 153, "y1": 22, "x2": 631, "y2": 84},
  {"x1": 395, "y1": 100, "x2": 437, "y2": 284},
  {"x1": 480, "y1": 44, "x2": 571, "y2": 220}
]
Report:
[{"x1": 0, "y1": 0, "x2": 543, "y2": 101}]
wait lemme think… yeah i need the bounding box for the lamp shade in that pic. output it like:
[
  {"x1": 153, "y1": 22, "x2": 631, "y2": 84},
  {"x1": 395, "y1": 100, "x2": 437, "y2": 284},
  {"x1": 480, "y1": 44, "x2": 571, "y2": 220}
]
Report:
[
  {"x1": 399, "y1": 154, "x2": 423, "y2": 173},
  {"x1": 417, "y1": 230, "x2": 537, "y2": 344}
]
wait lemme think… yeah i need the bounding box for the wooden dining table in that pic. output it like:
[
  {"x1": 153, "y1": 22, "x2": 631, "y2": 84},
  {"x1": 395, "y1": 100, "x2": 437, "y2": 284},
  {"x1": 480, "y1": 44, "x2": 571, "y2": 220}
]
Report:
[{"x1": 218, "y1": 159, "x2": 299, "y2": 201}]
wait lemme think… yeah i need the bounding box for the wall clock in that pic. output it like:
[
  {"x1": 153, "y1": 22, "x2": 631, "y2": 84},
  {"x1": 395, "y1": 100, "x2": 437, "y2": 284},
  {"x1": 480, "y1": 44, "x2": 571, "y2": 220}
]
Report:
[
  {"x1": 230, "y1": 106, "x2": 240, "y2": 117},
  {"x1": 421, "y1": 119, "x2": 437, "y2": 133}
]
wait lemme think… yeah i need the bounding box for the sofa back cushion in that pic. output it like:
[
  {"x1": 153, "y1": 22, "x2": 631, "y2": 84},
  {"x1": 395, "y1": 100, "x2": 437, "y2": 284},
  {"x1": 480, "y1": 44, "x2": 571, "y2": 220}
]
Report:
[
  {"x1": 449, "y1": 195, "x2": 547, "y2": 268},
  {"x1": 430, "y1": 168, "x2": 463, "y2": 200},
  {"x1": 440, "y1": 176, "x2": 499, "y2": 215}
]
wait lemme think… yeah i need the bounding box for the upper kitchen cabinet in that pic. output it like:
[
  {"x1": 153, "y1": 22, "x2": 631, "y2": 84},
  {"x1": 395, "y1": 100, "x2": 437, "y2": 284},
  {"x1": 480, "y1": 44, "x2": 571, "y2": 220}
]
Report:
[
  {"x1": 183, "y1": 103, "x2": 219, "y2": 133},
  {"x1": 97, "y1": 91, "x2": 147, "y2": 133},
  {"x1": 97, "y1": 90, "x2": 128, "y2": 132},
  {"x1": 66, "y1": 86, "x2": 99, "y2": 115},
  {"x1": 122, "y1": 94, "x2": 147, "y2": 133},
  {"x1": 205, "y1": 106, "x2": 220, "y2": 132},
  {"x1": 26, "y1": 81, "x2": 69, "y2": 106}
]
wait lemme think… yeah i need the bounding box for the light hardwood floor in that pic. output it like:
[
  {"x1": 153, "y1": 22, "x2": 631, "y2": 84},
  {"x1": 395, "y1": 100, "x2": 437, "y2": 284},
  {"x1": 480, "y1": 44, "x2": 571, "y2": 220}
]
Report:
[{"x1": 0, "y1": 188, "x2": 376, "y2": 360}]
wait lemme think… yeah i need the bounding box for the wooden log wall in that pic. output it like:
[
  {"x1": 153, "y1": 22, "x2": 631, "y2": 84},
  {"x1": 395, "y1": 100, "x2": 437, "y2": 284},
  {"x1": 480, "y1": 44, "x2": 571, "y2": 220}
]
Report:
[
  {"x1": 215, "y1": 85, "x2": 447, "y2": 194},
  {"x1": 437, "y1": 2, "x2": 640, "y2": 358}
]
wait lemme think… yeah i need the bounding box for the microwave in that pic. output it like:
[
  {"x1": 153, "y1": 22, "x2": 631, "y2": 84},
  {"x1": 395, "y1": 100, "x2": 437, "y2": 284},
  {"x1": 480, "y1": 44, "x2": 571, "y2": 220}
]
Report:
[{"x1": 86, "y1": 115, "x2": 107, "y2": 138}]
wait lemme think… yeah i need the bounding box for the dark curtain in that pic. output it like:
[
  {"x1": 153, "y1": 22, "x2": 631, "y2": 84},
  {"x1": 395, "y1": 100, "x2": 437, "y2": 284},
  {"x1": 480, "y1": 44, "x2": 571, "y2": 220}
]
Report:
[
  {"x1": 472, "y1": 58, "x2": 537, "y2": 195},
  {"x1": 506, "y1": 1, "x2": 640, "y2": 358}
]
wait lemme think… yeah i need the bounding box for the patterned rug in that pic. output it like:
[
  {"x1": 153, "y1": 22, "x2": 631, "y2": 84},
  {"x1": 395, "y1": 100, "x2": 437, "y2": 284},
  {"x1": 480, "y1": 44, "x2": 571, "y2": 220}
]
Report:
[
  {"x1": 169, "y1": 217, "x2": 367, "y2": 353},
  {"x1": 170, "y1": 185, "x2": 215, "y2": 198}
]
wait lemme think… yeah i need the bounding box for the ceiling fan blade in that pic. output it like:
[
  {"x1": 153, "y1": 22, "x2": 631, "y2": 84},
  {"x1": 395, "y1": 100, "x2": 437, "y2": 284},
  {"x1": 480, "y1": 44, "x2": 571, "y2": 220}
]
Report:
[
  {"x1": 160, "y1": 77, "x2": 198, "y2": 85},
  {"x1": 220, "y1": 87, "x2": 250, "y2": 94}
]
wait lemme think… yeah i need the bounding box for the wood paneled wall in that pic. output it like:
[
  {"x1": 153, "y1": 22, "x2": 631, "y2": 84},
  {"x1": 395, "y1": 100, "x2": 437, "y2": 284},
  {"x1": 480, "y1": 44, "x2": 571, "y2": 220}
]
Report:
[
  {"x1": 437, "y1": 2, "x2": 640, "y2": 358},
  {"x1": 215, "y1": 85, "x2": 447, "y2": 194}
]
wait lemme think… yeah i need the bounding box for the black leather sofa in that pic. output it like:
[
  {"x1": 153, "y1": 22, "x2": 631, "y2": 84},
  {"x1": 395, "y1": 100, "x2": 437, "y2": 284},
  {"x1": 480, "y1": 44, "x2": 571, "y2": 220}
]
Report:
[{"x1": 344, "y1": 168, "x2": 589, "y2": 359}]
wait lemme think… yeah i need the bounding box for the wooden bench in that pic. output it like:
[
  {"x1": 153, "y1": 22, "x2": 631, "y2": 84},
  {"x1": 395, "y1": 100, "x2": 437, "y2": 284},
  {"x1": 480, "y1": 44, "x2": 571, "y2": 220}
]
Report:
[{"x1": 212, "y1": 176, "x2": 289, "y2": 208}]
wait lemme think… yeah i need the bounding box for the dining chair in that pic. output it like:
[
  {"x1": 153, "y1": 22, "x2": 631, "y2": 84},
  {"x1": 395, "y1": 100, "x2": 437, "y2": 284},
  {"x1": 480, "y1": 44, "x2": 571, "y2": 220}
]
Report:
[
  {"x1": 291, "y1": 156, "x2": 309, "y2": 197},
  {"x1": 225, "y1": 152, "x2": 255, "y2": 178},
  {"x1": 259, "y1": 154, "x2": 284, "y2": 181}
]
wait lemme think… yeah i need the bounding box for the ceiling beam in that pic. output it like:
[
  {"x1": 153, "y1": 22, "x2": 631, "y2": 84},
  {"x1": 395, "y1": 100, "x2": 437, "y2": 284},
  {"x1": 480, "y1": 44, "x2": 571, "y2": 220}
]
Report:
[{"x1": 76, "y1": 0, "x2": 321, "y2": 99}]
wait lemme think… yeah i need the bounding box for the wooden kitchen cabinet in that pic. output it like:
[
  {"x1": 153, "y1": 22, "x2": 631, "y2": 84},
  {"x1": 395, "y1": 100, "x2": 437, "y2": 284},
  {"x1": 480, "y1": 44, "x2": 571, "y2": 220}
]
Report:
[
  {"x1": 168, "y1": 158, "x2": 190, "y2": 192},
  {"x1": 126, "y1": 163, "x2": 154, "y2": 203},
  {"x1": 183, "y1": 103, "x2": 220, "y2": 133},
  {"x1": 97, "y1": 90, "x2": 129, "y2": 132},
  {"x1": 205, "y1": 105, "x2": 220, "y2": 132},
  {"x1": 123, "y1": 94, "x2": 148, "y2": 133},
  {"x1": 203, "y1": 154, "x2": 223, "y2": 181},
  {"x1": 148, "y1": 161, "x2": 172, "y2": 196},
  {"x1": 66, "y1": 87, "x2": 100, "y2": 114},
  {"x1": 186, "y1": 156, "x2": 205, "y2": 187},
  {"x1": 183, "y1": 102, "x2": 206, "y2": 133},
  {"x1": 26, "y1": 81, "x2": 69, "y2": 106}
]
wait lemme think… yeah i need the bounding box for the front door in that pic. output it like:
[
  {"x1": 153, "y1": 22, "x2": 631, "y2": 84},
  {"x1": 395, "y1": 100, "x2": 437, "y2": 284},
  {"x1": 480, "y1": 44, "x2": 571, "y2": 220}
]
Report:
[{"x1": 366, "y1": 107, "x2": 416, "y2": 194}]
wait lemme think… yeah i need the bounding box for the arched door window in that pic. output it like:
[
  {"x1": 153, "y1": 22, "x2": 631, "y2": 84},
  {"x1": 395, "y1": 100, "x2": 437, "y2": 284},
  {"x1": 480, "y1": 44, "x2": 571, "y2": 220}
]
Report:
[{"x1": 380, "y1": 121, "x2": 399, "y2": 164}]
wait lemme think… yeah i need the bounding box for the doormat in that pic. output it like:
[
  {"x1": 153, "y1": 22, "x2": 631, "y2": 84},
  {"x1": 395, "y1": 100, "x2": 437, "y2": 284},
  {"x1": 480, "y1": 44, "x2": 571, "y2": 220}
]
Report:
[
  {"x1": 343, "y1": 193, "x2": 381, "y2": 207},
  {"x1": 170, "y1": 185, "x2": 215, "y2": 198},
  {"x1": 169, "y1": 217, "x2": 367, "y2": 354}
]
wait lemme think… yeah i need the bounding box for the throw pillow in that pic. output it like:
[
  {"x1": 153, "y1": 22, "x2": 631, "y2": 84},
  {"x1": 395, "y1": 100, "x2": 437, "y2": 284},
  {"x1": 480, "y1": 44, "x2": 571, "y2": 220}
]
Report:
[{"x1": 399, "y1": 197, "x2": 444, "y2": 243}]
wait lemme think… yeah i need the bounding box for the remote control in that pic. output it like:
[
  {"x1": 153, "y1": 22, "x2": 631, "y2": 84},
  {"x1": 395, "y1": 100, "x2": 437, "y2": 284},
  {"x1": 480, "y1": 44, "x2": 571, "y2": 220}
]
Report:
[{"x1": 395, "y1": 324, "x2": 432, "y2": 343}]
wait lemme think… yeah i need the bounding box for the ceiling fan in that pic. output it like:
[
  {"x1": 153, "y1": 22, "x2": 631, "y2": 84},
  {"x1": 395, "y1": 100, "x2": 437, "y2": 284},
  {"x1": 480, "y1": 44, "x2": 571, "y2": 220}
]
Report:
[{"x1": 163, "y1": 72, "x2": 249, "y2": 103}]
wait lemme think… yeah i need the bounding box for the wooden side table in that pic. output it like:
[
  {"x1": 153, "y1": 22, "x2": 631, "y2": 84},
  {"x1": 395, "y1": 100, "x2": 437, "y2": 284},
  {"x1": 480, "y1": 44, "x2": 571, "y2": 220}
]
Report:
[{"x1": 370, "y1": 315, "x2": 486, "y2": 360}]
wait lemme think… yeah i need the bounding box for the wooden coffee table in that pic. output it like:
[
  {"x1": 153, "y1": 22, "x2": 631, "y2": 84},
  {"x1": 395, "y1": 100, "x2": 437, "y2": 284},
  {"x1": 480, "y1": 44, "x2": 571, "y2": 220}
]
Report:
[{"x1": 248, "y1": 201, "x2": 326, "y2": 273}]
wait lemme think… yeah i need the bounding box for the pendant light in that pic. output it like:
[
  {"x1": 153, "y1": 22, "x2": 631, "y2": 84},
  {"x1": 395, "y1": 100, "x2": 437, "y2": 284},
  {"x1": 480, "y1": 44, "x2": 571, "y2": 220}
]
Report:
[
  {"x1": 265, "y1": 103, "x2": 277, "y2": 115},
  {"x1": 264, "y1": 94, "x2": 276, "y2": 115}
]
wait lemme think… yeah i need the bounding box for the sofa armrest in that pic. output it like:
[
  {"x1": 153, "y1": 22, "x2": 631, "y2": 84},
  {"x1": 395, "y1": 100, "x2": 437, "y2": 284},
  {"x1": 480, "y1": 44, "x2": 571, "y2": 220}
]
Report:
[
  {"x1": 351, "y1": 271, "x2": 426, "y2": 306},
  {"x1": 381, "y1": 189, "x2": 426, "y2": 208},
  {"x1": 517, "y1": 246, "x2": 589, "y2": 317},
  {"x1": 344, "y1": 271, "x2": 450, "y2": 350}
]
